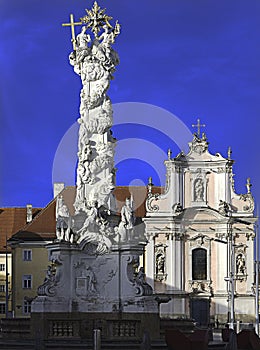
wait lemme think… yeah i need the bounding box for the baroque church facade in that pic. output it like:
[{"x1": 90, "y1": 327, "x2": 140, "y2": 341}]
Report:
[{"x1": 144, "y1": 128, "x2": 257, "y2": 326}]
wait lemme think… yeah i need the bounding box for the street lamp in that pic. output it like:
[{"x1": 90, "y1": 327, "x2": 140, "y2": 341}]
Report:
[
  {"x1": 227, "y1": 219, "x2": 235, "y2": 330},
  {"x1": 225, "y1": 217, "x2": 257, "y2": 333},
  {"x1": 254, "y1": 220, "x2": 259, "y2": 335},
  {"x1": 218, "y1": 218, "x2": 249, "y2": 331},
  {"x1": 214, "y1": 219, "x2": 236, "y2": 330}
]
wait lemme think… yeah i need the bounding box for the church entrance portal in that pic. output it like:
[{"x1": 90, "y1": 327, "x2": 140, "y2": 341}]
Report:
[{"x1": 190, "y1": 299, "x2": 210, "y2": 326}]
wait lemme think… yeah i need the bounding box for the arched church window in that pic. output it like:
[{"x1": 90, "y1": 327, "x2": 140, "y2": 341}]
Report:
[{"x1": 192, "y1": 248, "x2": 207, "y2": 280}]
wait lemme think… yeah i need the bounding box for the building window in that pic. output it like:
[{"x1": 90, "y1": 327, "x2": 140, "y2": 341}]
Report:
[
  {"x1": 22, "y1": 275, "x2": 32, "y2": 289},
  {"x1": 0, "y1": 264, "x2": 5, "y2": 272},
  {"x1": 0, "y1": 303, "x2": 5, "y2": 314},
  {"x1": 192, "y1": 248, "x2": 207, "y2": 280},
  {"x1": 23, "y1": 250, "x2": 32, "y2": 261},
  {"x1": 0, "y1": 284, "x2": 5, "y2": 293},
  {"x1": 23, "y1": 299, "x2": 32, "y2": 314}
]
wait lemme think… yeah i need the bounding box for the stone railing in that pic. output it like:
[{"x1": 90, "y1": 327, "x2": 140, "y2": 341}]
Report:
[
  {"x1": 110, "y1": 320, "x2": 140, "y2": 338},
  {"x1": 0, "y1": 318, "x2": 31, "y2": 339},
  {"x1": 48, "y1": 320, "x2": 80, "y2": 338}
]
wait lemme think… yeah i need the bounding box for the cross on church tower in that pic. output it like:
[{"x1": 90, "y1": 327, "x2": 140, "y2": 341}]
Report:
[
  {"x1": 192, "y1": 118, "x2": 206, "y2": 138},
  {"x1": 62, "y1": 14, "x2": 82, "y2": 50}
]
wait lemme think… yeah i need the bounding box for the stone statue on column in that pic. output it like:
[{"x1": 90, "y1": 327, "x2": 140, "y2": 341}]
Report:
[
  {"x1": 56, "y1": 196, "x2": 71, "y2": 242},
  {"x1": 118, "y1": 196, "x2": 135, "y2": 242},
  {"x1": 62, "y1": 2, "x2": 121, "y2": 254}
]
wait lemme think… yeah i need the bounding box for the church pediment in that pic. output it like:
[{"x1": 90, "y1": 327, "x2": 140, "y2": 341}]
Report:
[
  {"x1": 186, "y1": 135, "x2": 227, "y2": 162},
  {"x1": 175, "y1": 207, "x2": 228, "y2": 223}
]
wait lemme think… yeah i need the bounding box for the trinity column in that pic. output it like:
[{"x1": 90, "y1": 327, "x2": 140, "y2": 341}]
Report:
[
  {"x1": 63, "y1": 2, "x2": 120, "y2": 250},
  {"x1": 31, "y1": 3, "x2": 162, "y2": 344}
]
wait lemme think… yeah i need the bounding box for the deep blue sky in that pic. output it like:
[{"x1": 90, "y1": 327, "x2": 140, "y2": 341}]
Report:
[{"x1": 1, "y1": 0, "x2": 260, "y2": 209}]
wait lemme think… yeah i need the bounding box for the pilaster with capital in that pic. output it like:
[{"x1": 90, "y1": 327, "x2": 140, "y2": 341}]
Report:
[
  {"x1": 145, "y1": 232, "x2": 156, "y2": 289},
  {"x1": 166, "y1": 228, "x2": 184, "y2": 292}
]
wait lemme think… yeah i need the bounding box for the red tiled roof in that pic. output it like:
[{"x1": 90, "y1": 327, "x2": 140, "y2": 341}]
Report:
[
  {"x1": 10, "y1": 186, "x2": 163, "y2": 241},
  {"x1": 114, "y1": 186, "x2": 163, "y2": 217},
  {"x1": 0, "y1": 207, "x2": 41, "y2": 251}
]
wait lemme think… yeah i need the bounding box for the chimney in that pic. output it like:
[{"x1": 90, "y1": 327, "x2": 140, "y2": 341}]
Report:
[
  {"x1": 26, "y1": 204, "x2": 33, "y2": 223},
  {"x1": 53, "y1": 182, "x2": 65, "y2": 198}
]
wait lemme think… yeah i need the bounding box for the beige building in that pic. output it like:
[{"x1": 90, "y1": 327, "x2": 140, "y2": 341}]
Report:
[
  {"x1": 0, "y1": 251, "x2": 11, "y2": 316},
  {"x1": 0, "y1": 207, "x2": 41, "y2": 317},
  {"x1": 8, "y1": 205, "x2": 53, "y2": 317}
]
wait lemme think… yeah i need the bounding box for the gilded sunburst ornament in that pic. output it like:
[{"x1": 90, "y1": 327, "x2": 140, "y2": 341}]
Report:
[{"x1": 80, "y1": 1, "x2": 113, "y2": 38}]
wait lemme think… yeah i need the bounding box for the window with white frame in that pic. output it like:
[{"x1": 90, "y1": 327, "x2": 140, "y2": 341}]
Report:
[
  {"x1": 192, "y1": 248, "x2": 207, "y2": 280},
  {"x1": 0, "y1": 303, "x2": 5, "y2": 314},
  {"x1": 22, "y1": 275, "x2": 32, "y2": 289},
  {"x1": 23, "y1": 299, "x2": 32, "y2": 314},
  {"x1": 0, "y1": 284, "x2": 5, "y2": 293},
  {"x1": 0, "y1": 264, "x2": 5, "y2": 272},
  {"x1": 23, "y1": 250, "x2": 32, "y2": 261}
]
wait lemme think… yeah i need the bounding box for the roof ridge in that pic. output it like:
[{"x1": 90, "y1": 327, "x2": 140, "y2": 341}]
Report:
[
  {"x1": 18, "y1": 200, "x2": 54, "y2": 231},
  {"x1": 19, "y1": 187, "x2": 75, "y2": 232},
  {"x1": 0, "y1": 207, "x2": 42, "y2": 210}
]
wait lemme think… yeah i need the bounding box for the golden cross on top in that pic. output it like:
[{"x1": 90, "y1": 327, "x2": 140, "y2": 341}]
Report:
[
  {"x1": 62, "y1": 14, "x2": 82, "y2": 50},
  {"x1": 192, "y1": 118, "x2": 206, "y2": 138}
]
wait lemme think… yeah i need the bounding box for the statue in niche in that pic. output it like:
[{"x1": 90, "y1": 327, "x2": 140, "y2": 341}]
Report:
[
  {"x1": 156, "y1": 254, "x2": 165, "y2": 275},
  {"x1": 236, "y1": 254, "x2": 246, "y2": 274},
  {"x1": 194, "y1": 178, "x2": 204, "y2": 201},
  {"x1": 56, "y1": 196, "x2": 71, "y2": 241},
  {"x1": 118, "y1": 197, "x2": 135, "y2": 242}
]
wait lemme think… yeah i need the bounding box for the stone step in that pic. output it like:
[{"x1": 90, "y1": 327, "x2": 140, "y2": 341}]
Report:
[
  {"x1": 208, "y1": 343, "x2": 227, "y2": 349},
  {"x1": 0, "y1": 339, "x2": 228, "y2": 350},
  {"x1": 0, "y1": 339, "x2": 168, "y2": 350}
]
